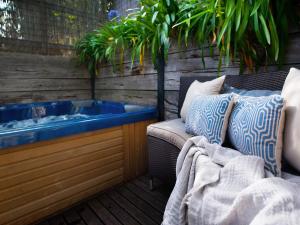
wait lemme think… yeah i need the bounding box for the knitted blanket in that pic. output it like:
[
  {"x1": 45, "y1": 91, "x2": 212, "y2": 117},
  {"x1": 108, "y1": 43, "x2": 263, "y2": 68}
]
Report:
[{"x1": 162, "y1": 136, "x2": 300, "y2": 225}]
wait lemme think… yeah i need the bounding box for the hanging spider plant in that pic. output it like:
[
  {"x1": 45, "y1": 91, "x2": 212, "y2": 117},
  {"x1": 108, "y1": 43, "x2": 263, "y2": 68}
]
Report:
[{"x1": 174, "y1": 0, "x2": 296, "y2": 73}]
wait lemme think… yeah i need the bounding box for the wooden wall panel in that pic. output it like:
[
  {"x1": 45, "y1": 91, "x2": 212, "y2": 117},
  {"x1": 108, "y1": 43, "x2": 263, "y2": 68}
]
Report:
[
  {"x1": 96, "y1": 89, "x2": 157, "y2": 106},
  {"x1": 0, "y1": 52, "x2": 89, "y2": 104},
  {"x1": 0, "y1": 120, "x2": 155, "y2": 225},
  {"x1": 0, "y1": 90, "x2": 91, "y2": 105},
  {"x1": 123, "y1": 120, "x2": 157, "y2": 181},
  {"x1": 10, "y1": 176, "x2": 123, "y2": 225},
  {"x1": 95, "y1": 31, "x2": 300, "y2": 119},
  {"x1": 0, "y1": 127, "x2": 124, "y2": 225}
]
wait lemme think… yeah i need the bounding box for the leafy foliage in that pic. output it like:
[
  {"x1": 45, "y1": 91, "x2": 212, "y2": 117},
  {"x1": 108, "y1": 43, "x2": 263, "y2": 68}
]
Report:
[
  {"x1": 75, "y1": 0, "x2": 297, "y2": 75},
  {"x1": 76, "y1": 20, "x2": 127, "y2": 74},
  {"x1": 127, "y1": 0, "x2": 179, "y2": 66},
  {"x1": 76, "y1": 0, "x2": 179, "y2": 74},
  {"x1": 175, "y1": 0, "x2": 297, "y2": 72}
]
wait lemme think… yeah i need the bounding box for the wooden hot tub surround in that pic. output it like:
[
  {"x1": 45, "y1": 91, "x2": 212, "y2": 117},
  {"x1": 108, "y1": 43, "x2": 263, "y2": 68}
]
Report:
[{"x1": 0, "y1": 119, "x2": 156, "y2": 225}]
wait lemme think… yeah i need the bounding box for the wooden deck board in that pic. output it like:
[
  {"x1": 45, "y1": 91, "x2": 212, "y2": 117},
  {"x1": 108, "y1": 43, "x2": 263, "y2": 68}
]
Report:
[
  {"x1": 36, "y1": 175, "x2": 171, "y2": 225},
  {"x1": 124, "y1": 182, "x2": 166, "y2": 213},
  {"x1": 76, "y1": 204, "x2": 104, "y2": 225},
  {"x1": 98, "y1": 194, "x2": 139, "y2": 225},
  {"x1": 133, "y1": 178, "x2": 169, "y2": 202},
  {"x1": 88, "y1": 198, "x2": 122, "y2": 225},
  {"x1": 108, "y1": 190, "x2": 156, "y2": 225},
  {"x1": 116, "y1": 186, "x2": 163, "y2": 224},
  {"x1": 48, "y1": 215, "x2": 67, "y2": 225},
  {"x1": 63, "y1": 208, "x2": 86, "y2": 225}
]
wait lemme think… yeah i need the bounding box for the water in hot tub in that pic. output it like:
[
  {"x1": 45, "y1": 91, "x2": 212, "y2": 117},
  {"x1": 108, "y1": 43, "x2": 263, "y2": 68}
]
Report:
[
  {"x1": 0, "y1": 114, "x2": 90, "y2": 130},
  {"x1": 0, "y1": 100, "x2": 130, "y2": 130}
]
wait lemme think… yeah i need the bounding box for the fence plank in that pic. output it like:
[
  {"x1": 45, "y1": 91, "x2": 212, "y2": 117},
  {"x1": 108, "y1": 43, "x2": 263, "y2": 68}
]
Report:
[{"x1": 95, "y1": 33, "x2": 300, "y2": 119}]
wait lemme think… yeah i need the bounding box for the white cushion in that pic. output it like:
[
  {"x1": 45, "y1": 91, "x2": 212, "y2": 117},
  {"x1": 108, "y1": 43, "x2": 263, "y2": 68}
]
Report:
[
  {"x1": 180, "y1": 76, "x2": 225, "y2": 121},
  {"x1": 281, "y1": 68, "x2": 300, "y2": 171}
]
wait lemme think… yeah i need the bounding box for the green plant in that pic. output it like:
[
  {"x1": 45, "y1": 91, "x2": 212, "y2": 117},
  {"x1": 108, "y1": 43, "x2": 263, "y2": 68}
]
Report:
[
  {"x1": 127, "y1": 0, "x2": 180, "y2": 120},
  {"x1": 75, "y1": 21, "x2": 127, "y2": 75},
  {"x1": 76, "y1": 0, "x2": 296, "y2": 74},
  {"x1": 75, "y1": 0, "x2": 180, "y2": 74},
  {"x1": 126, "y1": 0, "x2": 179, "y2": 67},
  {"x1": 174, "y1": 0, "x2": 295, "y2": 73}
]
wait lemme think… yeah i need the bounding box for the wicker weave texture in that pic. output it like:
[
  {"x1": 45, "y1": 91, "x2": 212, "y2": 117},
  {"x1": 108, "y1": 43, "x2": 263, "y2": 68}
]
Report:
[
  {"x1": 178, "y1": 71, "x2": 288, "y2": 116},
  {"x1": 149, "y1": 71, "x2": 290, "y2": 185},
  {"x1": 148, "y1": 136, "x2": 179, "y2": 185}
]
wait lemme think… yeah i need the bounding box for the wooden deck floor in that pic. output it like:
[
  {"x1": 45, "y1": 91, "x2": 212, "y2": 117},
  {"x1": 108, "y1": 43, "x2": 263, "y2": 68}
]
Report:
[{"x1": 36, "y1": 176, "x2": 171, "y2": 225}]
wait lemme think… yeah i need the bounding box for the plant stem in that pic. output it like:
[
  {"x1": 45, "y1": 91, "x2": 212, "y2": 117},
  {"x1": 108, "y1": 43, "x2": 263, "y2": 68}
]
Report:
[
  {"x1": 90, "y1": 67, "x2": 96, "y2": 100},
  {"x1": 157, "y1": 46, "x2": 165, "y2": 121}
]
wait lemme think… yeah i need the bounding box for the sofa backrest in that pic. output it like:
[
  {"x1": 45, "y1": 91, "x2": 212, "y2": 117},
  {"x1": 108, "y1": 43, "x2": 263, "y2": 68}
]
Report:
[
  {"x1": 178, "y1": 71, "x2": 288, "y2": 117},
  {"x1": 178, "y1": 70, "x2": 300, "y2": 174}
]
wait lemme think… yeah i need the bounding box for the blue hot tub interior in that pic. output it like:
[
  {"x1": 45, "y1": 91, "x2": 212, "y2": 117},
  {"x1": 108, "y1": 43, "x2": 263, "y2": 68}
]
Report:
[{"x1": 0, "y1": 100, "x2": 157, "y2": 149}]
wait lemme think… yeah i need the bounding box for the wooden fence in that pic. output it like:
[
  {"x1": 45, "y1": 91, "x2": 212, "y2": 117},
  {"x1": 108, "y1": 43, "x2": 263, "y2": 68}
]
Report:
[
  {"x1": 0, "y1": 0, "x2": 109, "y2": 55},
  {"x1": 0, "y1": 0, "x2": 107, "y2": 105},
  {"x1": 0, "y1": 1, "x2": 299, "y2": 119},
  {"x1": 95, "y1": 32, "x2": 300, "y2": 119},
  {"x1": 0, "y1": 52, "x2": 90, "y2": 104}
]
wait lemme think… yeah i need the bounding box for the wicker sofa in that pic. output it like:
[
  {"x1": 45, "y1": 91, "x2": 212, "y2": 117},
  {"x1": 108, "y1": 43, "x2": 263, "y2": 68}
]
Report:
[{"x1": 147, "y1": 71, "x2": 294, "y2": 187}]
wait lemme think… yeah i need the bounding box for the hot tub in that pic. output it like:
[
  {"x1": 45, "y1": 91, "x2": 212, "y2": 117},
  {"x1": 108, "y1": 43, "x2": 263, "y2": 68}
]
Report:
[
  {"x1": 0, "y1": 100, "x2": 156, "y2": 149},
  {"x1": 0, "y1": 100, "x2": 157, "y2": 225}
]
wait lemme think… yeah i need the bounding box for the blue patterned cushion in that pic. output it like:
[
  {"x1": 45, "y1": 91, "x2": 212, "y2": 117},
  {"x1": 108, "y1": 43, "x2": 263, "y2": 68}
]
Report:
[
  {"x1": 222, "y1": 84, "x2": 281, "y2": 96},
  {"x1": 228, "y1": 95, "x2": 284, "y2": 176},
  {"x1": 185, "y1": 94, "x2": 234, "y2": 144}
]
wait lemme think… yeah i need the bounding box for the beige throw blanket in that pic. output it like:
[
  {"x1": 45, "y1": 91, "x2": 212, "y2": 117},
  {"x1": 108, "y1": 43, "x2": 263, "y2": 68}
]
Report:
[{"x1": 162, "y1": 136, "x2": 300, "y2": 225}]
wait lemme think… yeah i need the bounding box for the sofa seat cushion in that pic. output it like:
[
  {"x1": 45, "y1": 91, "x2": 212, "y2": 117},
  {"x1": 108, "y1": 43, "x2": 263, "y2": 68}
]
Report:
[{"x1": 147, "y1": 119, "x2": 192, "y2": 150}]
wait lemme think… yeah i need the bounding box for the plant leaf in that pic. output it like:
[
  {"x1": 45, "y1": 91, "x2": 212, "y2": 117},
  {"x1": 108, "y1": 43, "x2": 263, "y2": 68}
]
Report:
[
  {"x1": 250, "y1": 0, "x2": 263, "y2": 16},
  {"x1": 259, "y1": 14, "x2": 271, "y2": 44},
  {"x1": 165, "y1": 14, "x2": 171, "y2": 25},
  {"x1": 152, "y1": 11, "x2": 158, "y2": 23}
]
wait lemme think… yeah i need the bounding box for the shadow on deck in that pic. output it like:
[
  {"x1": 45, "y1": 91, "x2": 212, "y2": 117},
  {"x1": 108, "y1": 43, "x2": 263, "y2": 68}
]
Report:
[{"x1": 37, "y1": 175, "x2": 171, "y2": 225}]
